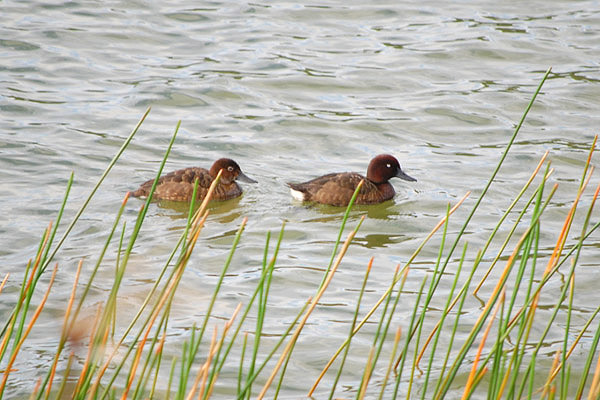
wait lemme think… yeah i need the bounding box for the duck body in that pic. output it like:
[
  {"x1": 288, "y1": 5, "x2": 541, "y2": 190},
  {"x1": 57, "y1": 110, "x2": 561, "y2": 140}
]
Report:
[
  {"x1": 288, "y1": 154, "x2": 416, "y2": 207},
  {"x1": 131, "y1": 158, "x2": 256, "y2": 202}
]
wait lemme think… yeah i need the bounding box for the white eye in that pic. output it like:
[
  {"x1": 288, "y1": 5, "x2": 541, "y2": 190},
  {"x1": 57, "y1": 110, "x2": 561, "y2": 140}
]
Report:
[
  {"x1": 227, "y1": 166, "x2": 234, "y2": 172},
  {"x1": 386, "y1": 163, "x2": 391, "y2": 168}
]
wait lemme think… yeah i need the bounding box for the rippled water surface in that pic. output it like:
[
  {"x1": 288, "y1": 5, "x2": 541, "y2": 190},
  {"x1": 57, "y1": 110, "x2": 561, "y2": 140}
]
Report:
[{"x1": 2, "y1": 1, "x2": 600, "y2": 398}]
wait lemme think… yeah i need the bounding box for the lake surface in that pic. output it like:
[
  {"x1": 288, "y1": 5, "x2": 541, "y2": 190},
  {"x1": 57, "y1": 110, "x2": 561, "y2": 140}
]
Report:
[{"x1": 2, "y1": 1, "x2": 600, "y2": 398}]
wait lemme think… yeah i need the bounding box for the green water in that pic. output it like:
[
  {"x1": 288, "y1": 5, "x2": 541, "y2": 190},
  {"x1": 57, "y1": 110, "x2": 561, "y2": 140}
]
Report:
[{"x1": 1, "y1": 1, "x2": 599, "y2": 398}]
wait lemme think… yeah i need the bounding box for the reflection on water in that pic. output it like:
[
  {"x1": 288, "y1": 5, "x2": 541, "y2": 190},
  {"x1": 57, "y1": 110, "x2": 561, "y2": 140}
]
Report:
[
  {"x1": 153, "y1": 195, "x2": 244, "y2": 223},
  {"x1": 298, "y1": 198, "x2": 414, "y2": 221},
  {"x1": 355, "y1": 232, "x2": 410, "y2": 249}
]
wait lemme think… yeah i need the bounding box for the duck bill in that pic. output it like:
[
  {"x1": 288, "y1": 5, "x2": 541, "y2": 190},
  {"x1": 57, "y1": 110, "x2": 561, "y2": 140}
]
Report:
[
  {"x1": 396, "y1": 169, "x2": 417, "y2": 182},
  {"x1": 237, "y1": 171, "x2": 257, "y2": 183}
]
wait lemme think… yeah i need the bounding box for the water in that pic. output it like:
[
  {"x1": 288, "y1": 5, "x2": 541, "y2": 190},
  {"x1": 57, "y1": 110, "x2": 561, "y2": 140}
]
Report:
[{"x1": 2, "y1": 0, "x2": 600, "y2": 398}]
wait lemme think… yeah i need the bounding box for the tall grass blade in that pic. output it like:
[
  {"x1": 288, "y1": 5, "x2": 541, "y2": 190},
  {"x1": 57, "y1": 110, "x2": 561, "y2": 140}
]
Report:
[{"x1": 41, "y1": 108, "x2": 150, "y2": 276}]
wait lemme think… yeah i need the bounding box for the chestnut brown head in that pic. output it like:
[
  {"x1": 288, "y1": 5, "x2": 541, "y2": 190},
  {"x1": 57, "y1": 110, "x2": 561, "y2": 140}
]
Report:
[
  {"x1": 366, "y1": 154, "x2": 416, "y2": 184},
  {"x1": 209, "y1": 158, "x2": 256, "y2": 185}
]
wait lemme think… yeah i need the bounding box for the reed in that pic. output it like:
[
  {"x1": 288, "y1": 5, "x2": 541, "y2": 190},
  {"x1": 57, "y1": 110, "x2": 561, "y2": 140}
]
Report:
[{"x1": 3, "y1": 67, "x2": 600, "y2": 399}]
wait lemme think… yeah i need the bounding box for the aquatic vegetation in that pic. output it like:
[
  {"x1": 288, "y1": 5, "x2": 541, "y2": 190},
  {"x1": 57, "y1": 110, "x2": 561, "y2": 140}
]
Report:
[{"x1": 2, "y1": 68, "x2": 600, "y2": 399}]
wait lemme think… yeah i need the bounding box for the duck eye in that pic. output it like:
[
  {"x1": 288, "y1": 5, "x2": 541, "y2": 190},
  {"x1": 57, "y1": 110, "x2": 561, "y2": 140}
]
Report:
[
  {"x1": 386, "y1": 163, "x2": 391, "y2": 168},
  {"x1": 227, "y1": 166, "x2": 234, "y2": 172}
]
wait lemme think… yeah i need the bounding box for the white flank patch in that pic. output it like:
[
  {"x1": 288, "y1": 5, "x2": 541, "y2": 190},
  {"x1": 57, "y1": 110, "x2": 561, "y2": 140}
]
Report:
[{"x1": 289, "y1": 188, "x2": 306, "y2": 201}]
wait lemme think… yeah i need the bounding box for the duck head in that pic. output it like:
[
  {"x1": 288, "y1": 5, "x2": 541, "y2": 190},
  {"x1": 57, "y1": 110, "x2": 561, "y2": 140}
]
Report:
[
  {"x1": 209, "y1": 158, "x2": 257, "y2": 185},
  {"x1": 366, "y1": 154, "x2": 416, "y2": 184}
]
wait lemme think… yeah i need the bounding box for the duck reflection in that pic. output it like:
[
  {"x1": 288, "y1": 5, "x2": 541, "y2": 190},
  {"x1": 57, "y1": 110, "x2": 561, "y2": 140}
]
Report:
[
  {"x1": 301, "y1": 199, "x2": 414, "y2": 223},
  {"x1": 155, "y1": 196, "x2": 243, "y2": 224},
  {"x1": 354, "y1": 232, "x2": 410, "y2": 249}
]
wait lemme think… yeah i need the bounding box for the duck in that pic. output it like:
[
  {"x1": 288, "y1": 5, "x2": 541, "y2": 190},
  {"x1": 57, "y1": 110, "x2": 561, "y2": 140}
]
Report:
[
  {"x1": 287, "y1": 154, "x2": 416, "y2": 207},
  {"x1": 130, "y1": 158, "x2": 256, "y2": 202}
]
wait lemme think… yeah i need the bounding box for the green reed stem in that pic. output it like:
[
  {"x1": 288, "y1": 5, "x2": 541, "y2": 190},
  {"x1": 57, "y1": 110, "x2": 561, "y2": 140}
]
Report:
[
  {"x1": 54, "y1": 353, "x2": 74, "y2": 400},
  {"x1": 2, "y1": 171, "x2": 73, "y2": 349},
  {"x1": 207, "y1": 224, "x2": 286, "y2": 398},
  {"x1": 434, "y1": 182, "x2": 557, "y2": 399},
  {"x1": 149, "y1": 334, "x2": 165, "y2": 399},
  {"x1": 488, "y1": 282, "x2": 507, "y2": 398},
  {"x1": 561, "y1": 268, "x2": 575, "y2": 400},
  {"x1": 487, "y1": 166, "x2": 548, "y2": 399},
  {"x1": 374, "y1": 266, "x2": 409, "y2": 399},
  {"x1": 407, "y1": 274, "x2": 431, "y2": 399},
  {"x1": 320, "y1": 180, "x2": 364, "y2": 289},
  {"x1": 40, "y1": 171, "x2": 73, "y2": 270},
  {"x1": 393, "y1": 274, "x2": 428, "y2": 398},
  {"x1": 35, "y1": 195, "x2": 130, "y2": 400},
  {"x1": 246, "y1": 231, "x2": 272, "y2": 400},
  {"x1": 165, "y1": 356, "x2": 177, "y2": 400},
  {"x1": 574, "y1": 307, "x2": 600, "y2": 398},
  {"x1": 272, "y1": 329, "x2": 294, "y2": 400},
  {"x1": 7, "y1": 228, "x2": 47, "y2": 358},
  {"x1": 189, "y1": 218, "x2": 247, "y2": 363},
  {"x1": 111, "y1": 221, "x2": 126, "y2": 338},
  {"x1": 236, "y1": 297, "x2": 311, "y2": 400},
  {"x1": 466, "y1": 161, "x2": 594, "y2": 398},
  {"x1": 368, "y1": 264, "x2": 405, "y2": 396},
  {"x1": 473, "y1": 156, "x2": 551, "y2": 295},
  {"x1": 40, "y1": 108, "x2": 150, "y2": 277},
  {"x1": 0, "y1": 260, "x2": 30, "y2": 363},
  {"x1": 328, "y1": 259, "x2": 371, "y2": 400},
  {"x1": 383, "y1": 326, "x2": 403, "y2": 398},
  {"x1": 132, "y1": 316, "x2": 170, "y2": 400},
  {"x1": 238, "y1": 332, "x2": 249, "y2": 397},
  {"x1": 433, "y1": 249, "x2": 479, "y2": 395},
  {"x1": 421, "y1": 239, "x2": 466, "y2": 399},
  {"x1": 275, "y1": 217, "x2": 364, "y2": 399},
  {"x1": 92, "y1": 123, "x2": 187, "y2": 399},
  {"x1": 178, "y1": 341, "x2": 189, "y2": 396},
  {"x1": 503, "y1": 172, "x2": 545, "y2": 399},
  {"x1": 423, "y1": 67, "x2": 552, "y2": 319}
]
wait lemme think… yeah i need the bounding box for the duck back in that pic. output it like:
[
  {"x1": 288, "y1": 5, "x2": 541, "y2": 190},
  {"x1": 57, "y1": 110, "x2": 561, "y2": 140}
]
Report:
[
  {"x1": 131, "y1": 167, "x2": 242, "y2": 202},
  {"x1": 289, "y1": 172, "x2": 393, "y2": 207}
]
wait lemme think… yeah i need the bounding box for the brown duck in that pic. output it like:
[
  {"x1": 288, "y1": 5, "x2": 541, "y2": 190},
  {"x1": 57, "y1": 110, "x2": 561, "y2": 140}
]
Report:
[
  {"x1": 130, "y1": 158, "x2": 256, "y2": 202},
  {"x1": 287, "y1": 154, "x2": 416, "y2": 207}
]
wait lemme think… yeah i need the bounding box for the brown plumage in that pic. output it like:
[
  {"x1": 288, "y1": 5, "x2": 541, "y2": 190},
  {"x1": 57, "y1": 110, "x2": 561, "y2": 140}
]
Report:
[
  {"x1": 130, "y1": 158, "x2": 256, "y2": 202},
  {"x1": 287, "y1": 154, "x2": 416, "y2": 207}
]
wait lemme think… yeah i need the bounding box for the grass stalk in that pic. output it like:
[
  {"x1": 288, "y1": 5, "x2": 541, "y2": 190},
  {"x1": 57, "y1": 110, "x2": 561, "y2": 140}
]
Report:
[
  {"x1": 357, "y1": 346, "x2": 375, "y2": 400},
  {"x1": 235, "y1": 288, "x2": 311, "y2": 399},
  {"x1": 0, "y1": 264, "x2": 58, "y2": 396},
  {"x1": 148, "y1": 332, "x2": 167, "y2": 399},
  {"x1": 246, "y1": 231, "x2": 273, "y2": 399},
  {"x1": 258, "y1": 216, "x2": 365, "y2": 400},
  {"x1": 319, "y1": 180, "x2": 364, "y2": 289},
  {"x1": 423, "y1": 67, "x2": 552, "y2": 333},
  {"x1": 328, "y1": 258, "x2": 373, "y2": 399},
  {"x1": 434, "y1": 180, "x2": 557, "y2": 399},
  {"x1": 432, "y1": 249, "x2": 479, "y2": 395},
  {"x1": 54, "y1": 352, "x2": 74, "y2": 400},
  {"x1": 41, "y1": 108, "x2": 150, "y2": 276},
  {"x1": 238, "y1": 332, "x2": 249, "y2": 396},
  {"x1": 461, "y1": 289, "x2": 504, "y2": 399},
  {"x1": 378, "y1": 326, "x2": 402, "y2": 400},
  {"x1": 420, "y1": 240, "x2": 467, "y2": 398},
  {"x1": 193, "y1": 326, "x2": 219, "y2": 400},
  {"x1": 395, "y1": 274, "x2": 428, "y2": 398},
  {"x1": 0, "y1": 274, "x2": 8, "y2": 295},
  {"x1": 203, "y1": 304, "x2": 243, "y2": 399},
  {"x1": 472, "y1": 150, "x2": 551, "y2": 294},
  {"x1": 309, "y1": 191, "x2": 469, "y2": 397},
  {"x1": 43, "y1": 258, "x2": 83, "y2": 400},
  {"x1": 360, "y1": 262, "x2": 406, "y2": 398}
]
